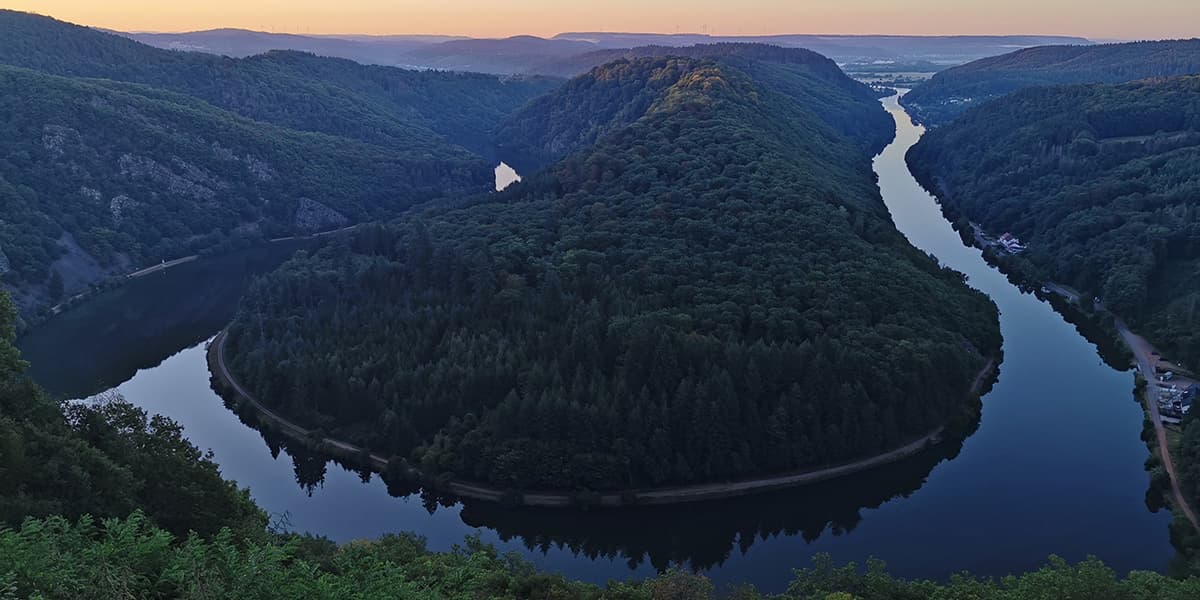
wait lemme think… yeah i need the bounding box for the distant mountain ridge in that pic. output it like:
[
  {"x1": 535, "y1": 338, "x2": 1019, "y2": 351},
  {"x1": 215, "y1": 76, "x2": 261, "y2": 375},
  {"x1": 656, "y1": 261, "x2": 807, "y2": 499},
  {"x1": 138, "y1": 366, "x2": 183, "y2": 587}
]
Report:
[
  {"x1": 902, "y1": 39, "x2": 1200, "y2": 125},
  {"x1": 117, "y1": 24, "x2": 1091, "y2": 75},
  {"x1": 553, "y1": 32, "x2": 1092, "y2": 61},
  {"x1": 119, "y1": 28, "x2": 463, "y2": 65}
]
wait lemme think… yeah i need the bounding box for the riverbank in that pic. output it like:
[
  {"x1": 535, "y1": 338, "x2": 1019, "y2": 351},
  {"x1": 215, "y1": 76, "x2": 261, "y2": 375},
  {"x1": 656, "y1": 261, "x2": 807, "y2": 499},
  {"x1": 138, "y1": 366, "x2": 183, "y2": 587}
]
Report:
[
  {"x1": 209, "y1": 328, "x2": 997, "y2": 508},
  {"x1": 37, "y1": 224, "x2": 364, "y2": 324},
  {"x1": 905, "y1": 140, "x2": 1198, "y2": 537},
  {"x1": 1118, "y1": 319, "x2": 1200, "y2": 534}
]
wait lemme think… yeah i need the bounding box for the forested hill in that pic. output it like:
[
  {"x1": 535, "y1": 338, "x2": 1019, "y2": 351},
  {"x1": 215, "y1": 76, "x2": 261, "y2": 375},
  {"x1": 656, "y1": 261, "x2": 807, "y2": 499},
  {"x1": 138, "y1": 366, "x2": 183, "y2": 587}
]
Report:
[
  {"x1": 497, "y1": 44, "x2": 893, "y2": 173},
  {"x1": 0, "y1": 65, "x2": 483, "y2": 316},
  {"x1": 0, "y1": 10, "x2": 558, "y2": 155},
  {"x1": 0, "y1": 10, "x2": 560, "y2": 320},
  {"x1": 902, "y1": 39, "x2": 1200, "y2": 126},
  {"x1": 907, "y1": 77, "x2": 1200, "y2": 369},
  {"x1": 225, "y1": 56, "x2": 1001, "y2": 494}
]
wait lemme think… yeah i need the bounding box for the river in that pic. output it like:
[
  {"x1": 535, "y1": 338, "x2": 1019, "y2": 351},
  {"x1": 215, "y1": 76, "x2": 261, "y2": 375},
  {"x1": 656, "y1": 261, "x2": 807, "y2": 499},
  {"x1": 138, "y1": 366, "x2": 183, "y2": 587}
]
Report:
[{"x1": 17, "y1": 95, "x2": 1173, "y2": 591}]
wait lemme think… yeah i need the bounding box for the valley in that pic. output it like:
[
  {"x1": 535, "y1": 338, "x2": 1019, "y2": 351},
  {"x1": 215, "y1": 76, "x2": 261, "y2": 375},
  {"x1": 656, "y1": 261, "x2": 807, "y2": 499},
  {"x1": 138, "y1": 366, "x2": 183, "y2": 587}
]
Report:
[{"x1": 14, "y1": 93, "x2": 1175, "y2": 590}]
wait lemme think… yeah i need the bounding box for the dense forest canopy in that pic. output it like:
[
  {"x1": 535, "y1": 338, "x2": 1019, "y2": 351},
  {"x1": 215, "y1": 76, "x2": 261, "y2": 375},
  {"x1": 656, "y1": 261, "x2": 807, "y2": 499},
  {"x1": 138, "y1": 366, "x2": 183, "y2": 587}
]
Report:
[
  {"x1": 7, "y1": 513, "x2": 1200, "y2": 600},
  {"x1": 902, "y1": 39, "x2": 1200, "y2": 126},
  {"x1": 0, "y1": 10, "x2": 560, "y2": 318},
  {"x1": 0, "y1": 65, "x2": 484, "y2": 317},
  {"x1": 0, "y1": 10, "x2": 558, "y2": 155},
  {"x1": 496, "y1": 43, "x2": 893, "y2": 173},
  {"x1": 907, "y1": 76, "x2": 1200, "y2": 369},
  {"x1": 225, "y1": 55, "x2": 1000, "y2": 493}
]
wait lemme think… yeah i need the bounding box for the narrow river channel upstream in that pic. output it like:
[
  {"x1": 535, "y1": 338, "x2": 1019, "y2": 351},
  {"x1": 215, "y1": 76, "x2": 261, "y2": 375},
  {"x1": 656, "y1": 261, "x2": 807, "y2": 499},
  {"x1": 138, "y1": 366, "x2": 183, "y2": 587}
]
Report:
[{"x1": 18, "y1": 98, "x2": 1173, "y2": 591}]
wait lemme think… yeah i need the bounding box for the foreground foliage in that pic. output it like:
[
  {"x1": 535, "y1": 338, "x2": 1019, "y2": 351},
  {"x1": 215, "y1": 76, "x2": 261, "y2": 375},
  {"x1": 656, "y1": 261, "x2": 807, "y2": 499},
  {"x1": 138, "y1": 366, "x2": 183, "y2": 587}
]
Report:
[
  {"x1": 0, "y1": 294, "x2": 265, "y2": 542},
  {"x1": 902, "y1": 39, "x2": 1200, "y2": 126},
  {"x1": 226, "y1": 54, "x2": 1000, "y2": 492},
  {"x1": 3, "y1": 512, "x2": 1200, "y2": 600}
]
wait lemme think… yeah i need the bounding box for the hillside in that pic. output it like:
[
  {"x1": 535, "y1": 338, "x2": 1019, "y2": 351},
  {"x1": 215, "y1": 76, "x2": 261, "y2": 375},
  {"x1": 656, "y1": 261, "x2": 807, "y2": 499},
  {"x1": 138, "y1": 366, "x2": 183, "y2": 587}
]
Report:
[
  {"x1": 120, "y1": 28, "x2": 462, "y2": 64},
  {"x1": 554, "y1": 32, "x2": 1091, "y2": 61},
  {"x1": 498, "y1": 44, "x2": 894, "y2": 173},
  {"x1": 901, "y1": 39, "x2": 1200, "y2": 126},
  {"x1": 0, "y1": 10, "x2": 558, "y2": 154},
  {"x1": 223, "y1": 56, "x2": 1000, "y2": 495},
  {"x1": 118, "y1": 27, "x2": 1093, "y2": 77},
  {"x1": 0, "y1": 10, "x2": 561, "y2": 318},
  {"x1": 907, "y1": 77, "x2": 1200, "y2": 369},
  {"x1": 0, "y1": 65, "x2": 487, "y2": 316}
]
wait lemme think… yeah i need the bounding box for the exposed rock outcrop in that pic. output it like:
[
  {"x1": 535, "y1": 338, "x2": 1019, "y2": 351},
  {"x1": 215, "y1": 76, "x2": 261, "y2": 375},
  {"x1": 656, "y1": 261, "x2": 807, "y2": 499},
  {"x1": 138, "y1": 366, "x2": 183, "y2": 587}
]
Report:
[
  {"x1": 42, "y1": 125, "x2": 81, "y2": 158},
  {"x1": 109, "y1": 195, "x2": 136, "y2": 225},
  {"x1": 79, "y1": 186, "x2": 102, "y2": 202},
  {"x1": 118, "y1": 154, "x2": 218, "y2": 201},
  {"x1": 294, "y1": 198, "x2": 349, "y2": 234}
]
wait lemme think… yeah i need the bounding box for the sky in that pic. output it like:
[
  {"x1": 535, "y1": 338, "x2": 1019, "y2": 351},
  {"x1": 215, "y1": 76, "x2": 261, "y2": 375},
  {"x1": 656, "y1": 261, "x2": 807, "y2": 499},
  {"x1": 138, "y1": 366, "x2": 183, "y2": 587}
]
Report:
[{"x1": 4, "y1": 0, "x2": 1198, "y2": 39}]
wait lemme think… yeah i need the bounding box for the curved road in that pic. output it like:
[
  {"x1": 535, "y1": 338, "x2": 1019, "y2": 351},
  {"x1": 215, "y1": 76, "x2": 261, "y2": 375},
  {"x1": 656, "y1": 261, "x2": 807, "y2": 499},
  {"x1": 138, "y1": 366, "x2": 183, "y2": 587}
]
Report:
[
  {"x1": 210, "y1": 329, "x2": 995, "y2": 508},
  {"x1": 1115, "y1": 318, "x2": 1200, "y2": 532}
]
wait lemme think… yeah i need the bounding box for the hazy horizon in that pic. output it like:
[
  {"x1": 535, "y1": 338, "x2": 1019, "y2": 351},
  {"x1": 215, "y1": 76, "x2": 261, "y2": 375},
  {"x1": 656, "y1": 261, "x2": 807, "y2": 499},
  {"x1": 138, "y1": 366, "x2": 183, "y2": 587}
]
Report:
[{"x1": 5, "y1": 1, "x2": 1196, "y2": 40}]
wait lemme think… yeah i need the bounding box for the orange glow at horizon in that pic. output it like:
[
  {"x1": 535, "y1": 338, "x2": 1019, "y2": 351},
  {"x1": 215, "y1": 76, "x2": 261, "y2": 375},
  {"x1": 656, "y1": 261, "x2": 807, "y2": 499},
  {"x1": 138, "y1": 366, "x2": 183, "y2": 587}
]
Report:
[{"x1": 3, "y1": 0, "x2": 1197, "y2": 40}]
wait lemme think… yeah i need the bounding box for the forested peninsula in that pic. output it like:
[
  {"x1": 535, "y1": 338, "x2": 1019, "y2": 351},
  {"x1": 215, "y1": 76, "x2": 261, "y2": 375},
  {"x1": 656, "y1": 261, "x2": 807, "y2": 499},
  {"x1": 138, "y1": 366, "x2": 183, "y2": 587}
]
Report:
[{"x1": 223, "y1": 51, "x2": 1001, "y2": 496}]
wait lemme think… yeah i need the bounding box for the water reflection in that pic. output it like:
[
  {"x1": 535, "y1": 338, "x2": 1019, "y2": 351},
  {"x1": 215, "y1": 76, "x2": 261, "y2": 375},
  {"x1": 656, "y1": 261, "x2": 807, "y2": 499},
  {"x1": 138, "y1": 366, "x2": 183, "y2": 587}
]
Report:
[
  {"x1": 212, "y1": 360, "x2": 978, "y2": 572},
  {"x1": 453, "y1": 434, "x2": 970, "y2": 572},
  {"x1": 21, "y1": 241, "x2": 310, "y2": 399}
]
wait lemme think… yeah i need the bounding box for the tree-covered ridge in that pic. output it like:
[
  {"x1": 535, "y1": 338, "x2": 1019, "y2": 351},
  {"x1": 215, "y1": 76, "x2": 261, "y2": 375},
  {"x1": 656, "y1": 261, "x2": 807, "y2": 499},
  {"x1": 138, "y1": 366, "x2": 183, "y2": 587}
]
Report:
[
  {"x1": 902, "y1": 39, "x2": 1200, "y2": 126},
  {"x1": 0, "y1": 10, "x2": 558, "y2": 156},
  {"x1": 225, "y1": 56, "x2": 1000, "y2": 493},
  {"x1": 497, "y1": 44, "x2": 892, "y2": 173},
  {"x1": 907, "y1": 76, "x2": 1200, "y2": 368},
  {"x1": 0, "y1": 64, "x2": 487, "y2": 316},
  {"x1": 243, "y1": 50, "x2": 560, "y2": 157}
]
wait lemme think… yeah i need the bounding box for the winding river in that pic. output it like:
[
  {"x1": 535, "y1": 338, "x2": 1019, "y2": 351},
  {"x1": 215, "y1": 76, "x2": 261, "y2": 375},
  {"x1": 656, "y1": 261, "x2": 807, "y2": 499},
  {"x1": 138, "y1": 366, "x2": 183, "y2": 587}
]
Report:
[{"x1": 18, "y1": 97, "x2": 1173, "y2": 591}]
